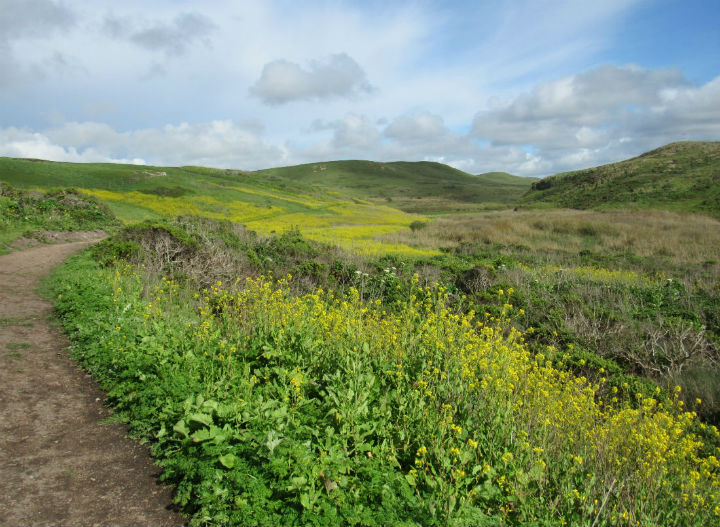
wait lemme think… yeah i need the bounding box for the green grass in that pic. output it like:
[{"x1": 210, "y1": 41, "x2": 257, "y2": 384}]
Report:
[
  {"x1": 1, "y1": 157, "x2": 450, "y2": 255},
  {"x1": 521, "y1": 142, "x2": 720, "y2": 213},
  {"x1": 6, "y1": 342, "x2": 31, "y2": 350},
  {"x1": 254, "y1": 161, "x2": 533, "y2": 213},
  {"x1": 0, "y1": 157, "x2": 532, "y2": 214}
]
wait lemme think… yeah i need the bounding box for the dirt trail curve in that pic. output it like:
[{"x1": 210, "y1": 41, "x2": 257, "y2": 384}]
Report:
[{"x1": 0, "y1": 235, "x2": 185, "y2": 527}]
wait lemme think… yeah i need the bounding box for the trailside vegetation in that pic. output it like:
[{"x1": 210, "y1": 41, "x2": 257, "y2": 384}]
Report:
[
  {"x1": 49, "y1": 216, "x2": 720, "y2": 526},
  {"x1": 0, "y1": 183, "x2": 119, "y2": 252}
]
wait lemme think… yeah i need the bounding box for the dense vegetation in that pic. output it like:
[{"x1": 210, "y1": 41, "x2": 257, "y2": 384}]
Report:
[
  {"x1": 521, "y1": 142, "x2": 720, "y2": 213},
  {"x1": 46, "y1": 216, "x2": 720, "y2": 526},
  {"x1": 0, "y1": 183, "x2": 119, "y2": 252}
]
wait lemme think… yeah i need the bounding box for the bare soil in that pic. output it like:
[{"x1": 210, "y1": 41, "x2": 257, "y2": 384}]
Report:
[{"x1": 0, "y1": 235, "x2": 186, "y2": 526}]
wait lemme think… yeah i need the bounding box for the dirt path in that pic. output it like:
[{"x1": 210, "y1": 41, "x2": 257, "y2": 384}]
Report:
[{"x1": 0, "y1": 236, "x2": 185, "y2": 526}]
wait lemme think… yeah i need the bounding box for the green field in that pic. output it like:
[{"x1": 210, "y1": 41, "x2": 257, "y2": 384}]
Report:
[{"x1": 253, "y1": 161, "x2": 534, "y2": 213}]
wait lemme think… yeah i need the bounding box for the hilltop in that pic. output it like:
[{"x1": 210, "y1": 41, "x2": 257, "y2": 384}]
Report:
[
  {"x1": 521, "y1": 141, "x2": 720, "y2": 213},
  {"x1": 0, "y1": 158, "x2": 530, "y2": 214},
  {"x1": 253, "y1": 161, "x2": 532, "y2": 213}
]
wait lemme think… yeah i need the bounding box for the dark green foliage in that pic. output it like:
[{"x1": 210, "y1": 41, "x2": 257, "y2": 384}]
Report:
[
  {"x1": 119, "y1": 220, "x2": 200, "y2": 250},
  {"x1": 91, "y1": 239, "x2": 142, "y2": 266},
  {"x1": 0, "y1": 184, "x2": 119, "y2": 232},
  {"x1": 295, "y1": 260, "x2": 327, "y2": 279}
]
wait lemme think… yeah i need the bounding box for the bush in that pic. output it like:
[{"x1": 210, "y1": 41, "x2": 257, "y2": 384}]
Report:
[
  {"x1": 91, "y1": 239, "x2": 142, "y2": 266},
  {"x1": 409, "y1": 220, "x2": 428, "y2": 232}
]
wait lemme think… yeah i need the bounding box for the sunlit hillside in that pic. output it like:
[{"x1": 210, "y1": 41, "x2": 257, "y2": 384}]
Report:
[
  {"x1": 0, "y1": 157, "x2": 443, "y2": 256},
  {"x1": 522, "y1": 141, "x2": 720, "y2": 213},
  {"x1": 253, "y1": 161, "x2": 534, "y2": 213}
]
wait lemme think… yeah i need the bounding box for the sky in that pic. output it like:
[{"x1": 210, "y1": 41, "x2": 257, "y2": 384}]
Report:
[{"x1": 0, "y1": 0, "x2": 719, "y2": 177}]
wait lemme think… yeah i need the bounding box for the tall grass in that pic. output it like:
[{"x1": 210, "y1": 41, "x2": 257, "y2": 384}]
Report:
[{"x1": 385, "y1": 209, "x2": 720, "y2": 267}]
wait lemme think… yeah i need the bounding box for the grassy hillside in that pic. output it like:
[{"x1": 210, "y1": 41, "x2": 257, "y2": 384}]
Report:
[
  {"x1": 254, "y1": 161, "x2": 533, "y2": 213},
  {"x1": 0, "y1": 157, "x2": 439, "y2": 256},
  {"x1": 0, "y1": 184, "x2": 119, "y2": 252},
  {"x1": 0, "y1": 157, "x2": 534, "y2": 253},
  {"x1": 521, "y1": 141, "x2": 720, "y2": 213}
]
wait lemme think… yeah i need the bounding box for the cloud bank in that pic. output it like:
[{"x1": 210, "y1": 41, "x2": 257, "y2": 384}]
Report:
[
  {"x1": 0, "y1": 121, "x2": 285, "y2": 168},
  {"x1": 1, "y1": 66, "x2": 719, "y2": 176}
]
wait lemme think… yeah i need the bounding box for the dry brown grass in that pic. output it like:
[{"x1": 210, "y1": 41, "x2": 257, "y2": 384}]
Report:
[{"x1": 382, "y1": 208, "x2": 720, "y2": 265}]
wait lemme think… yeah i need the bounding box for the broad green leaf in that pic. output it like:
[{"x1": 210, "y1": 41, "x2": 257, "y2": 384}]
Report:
[
  {"x1": 218, "y1": 453, "x2": 237, "y2": 469},
  {"x1": 266, "y1": 429, "x2": 282, "y2": 453},
  {"x1": 404, "y1": 473, "x2": 416, "y2": 487},
  {"x1": 188, "y1": 412, "x2": 213, "y2": 427},
  {"x1": 191, "y1": 428, "x2": 214, "y2": 442},
  {"x1": 202, "y1": 399, "x2": 219, "y2": 412},
  {"x1": 289, "y1": 476, "x2": 307, "y2": 489},
  {"x1": 172, "y1": 419, "x2": 190, "y2": 438},
  {"x1": 156, "y1": 423, "x2": 167, "y2": 439}
]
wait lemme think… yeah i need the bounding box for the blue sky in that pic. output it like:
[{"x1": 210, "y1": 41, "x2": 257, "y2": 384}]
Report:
[{"x1": 0, "y1": 0, "x2": 718, "y2": 176}]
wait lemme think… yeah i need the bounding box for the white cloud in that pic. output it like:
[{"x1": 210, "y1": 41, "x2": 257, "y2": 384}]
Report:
[
  {"x1": 1, "y1": 121, "x2": 285, "y2": 169},
  {"x1": 470, "y1": 66, "x2": 720, "y2": 174},
  {"x1": 250, "y1": 53, "x2": 374, "y2": 105},
  {"x1": 472, "y1": 65, "x2": 691, "y2": 149},
  {"x1": 0, "y1": 126, "x2": 143, "y2": 164},
  {"x1": 384, "y1": 113, "x2": 447, "y2": 142}
]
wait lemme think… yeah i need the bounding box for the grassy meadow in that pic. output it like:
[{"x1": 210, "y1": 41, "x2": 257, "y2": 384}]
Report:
[{"x1": 2, "y1": 143, "x2": 720, "y2": 525}]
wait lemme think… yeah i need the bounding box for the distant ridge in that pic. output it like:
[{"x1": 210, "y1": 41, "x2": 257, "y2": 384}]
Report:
[
  {"x1": 253, "y1": 160, "x2": 532, "y2": 212},
  {"x1": 0, "y1": 156, "x2": 534, "y2": 227},
  {"x1": 521, "y1": 141, "x2": 720, "y2": 213}
]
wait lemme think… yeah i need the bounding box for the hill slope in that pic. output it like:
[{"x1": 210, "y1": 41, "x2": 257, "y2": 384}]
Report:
[
  {"x1": 253, "y1": 161, "x2": 533, "y2": 213},
  {"x1": 521, "y1": 141, "x2": 720, "y2": 213},
  {"x1": 0, "y1": 157, "x2": 529, "y2": 254}
]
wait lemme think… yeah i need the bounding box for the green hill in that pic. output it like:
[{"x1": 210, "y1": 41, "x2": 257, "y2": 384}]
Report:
[
  {"x1": 0, "y1": 157, "x2": 531, "y2": 254},
  {"x1": 0, "y1": 157, "x2": 532, "y2": 219},
  {"x1": 253, "y1": 161, "x2": 532, "y2": 213},
  {"x1": 521, "y1": 141, "x2": 720, "y2": 213}
]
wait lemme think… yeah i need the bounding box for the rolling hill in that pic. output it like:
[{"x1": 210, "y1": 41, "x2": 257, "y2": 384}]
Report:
[
  {"x1": 0, "y1": 157, "x2": 529, "y2": 254},
  {"x1": 252, "y1": 161, "x2": 533, "y2": 213},
  {"x1": 521, "y1": 141, "x2": 720, "y2": 213}
]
